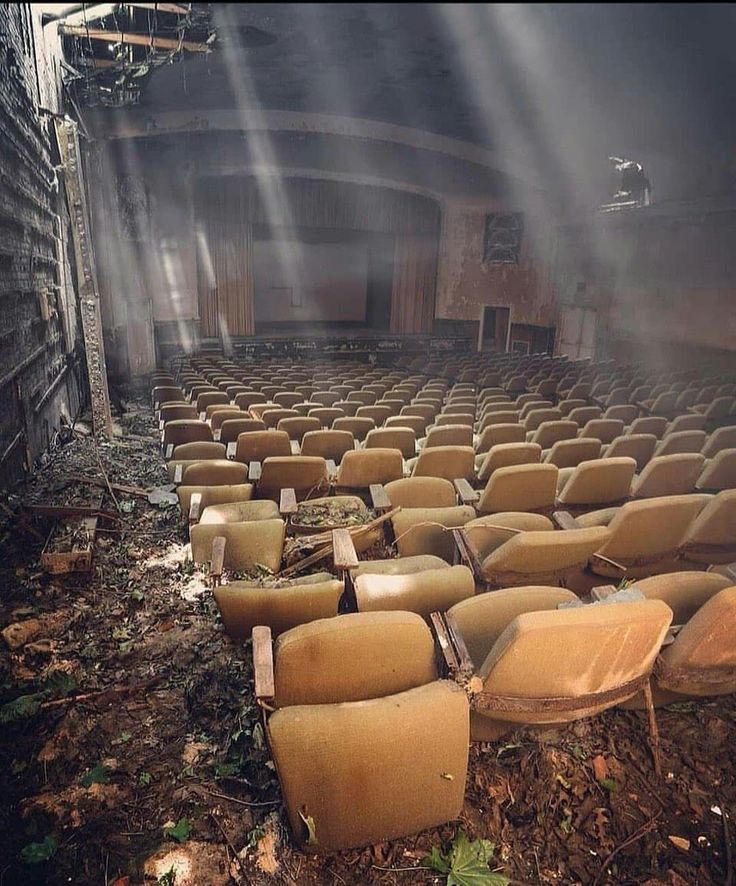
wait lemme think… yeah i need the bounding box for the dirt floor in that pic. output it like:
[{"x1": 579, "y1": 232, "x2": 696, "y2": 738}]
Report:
[{"x1": 0, "y1": 394, "x2": 734, "y2": 885}]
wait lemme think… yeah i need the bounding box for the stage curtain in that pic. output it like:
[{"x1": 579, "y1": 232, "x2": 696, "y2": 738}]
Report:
[
  {"x1": 197, "y1": 180, "x2": 255, "y2": 337},
  {"x1": 390, "y1": 233, "x2": 438, "y2": 334}
]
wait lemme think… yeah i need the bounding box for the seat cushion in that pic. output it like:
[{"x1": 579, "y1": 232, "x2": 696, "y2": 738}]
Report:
[{"x1": 355, "y1": 565, "x2": 475, "y2": 619}]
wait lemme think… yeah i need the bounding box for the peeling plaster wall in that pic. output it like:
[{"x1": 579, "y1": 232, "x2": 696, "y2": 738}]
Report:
[
  {"x1": 554, "y1": 199, "x2": 736, "y2": 364},
  {"x1": 435, "y1": 202, "x2": 559, "y2": 331},
  {"x1": 0, "y1": 5, "x2": 85, "y2": 487}
]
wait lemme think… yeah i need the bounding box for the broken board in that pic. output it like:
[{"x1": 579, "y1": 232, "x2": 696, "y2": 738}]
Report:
[{"x1": 40, "y1": 496, "x2": 102, "y2": 574}]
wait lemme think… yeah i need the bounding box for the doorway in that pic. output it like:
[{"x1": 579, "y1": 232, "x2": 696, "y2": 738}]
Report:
[{"x1": 478, "y1": 305, "x2": 510, "y2": 353}]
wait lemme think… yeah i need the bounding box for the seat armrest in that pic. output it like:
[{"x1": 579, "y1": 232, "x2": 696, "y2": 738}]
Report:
[
  {"x1": 252, "y1": 626, "x2": 275, "y2": 702},
  {"x1": 188, "y1": 492, "x2": 202, "y2": 525},
  {"x1": 332, "y1": 528, "x2": 359, "y2": 571},
  {"x1": 369, "y1": 483, "x2": 392, "y2": 513},
  {"x1": 553, "y1": 510, "x2": 580, "y2": 530},
  {"x1": 159, "y1": 419, "x2": 165, "y2": 431},
  {"x1": 213, "y1": 429, "x2": 221, "y2": 442},
  {"x1": 325, "y1": 458, "x2": 337, "y2": 479},
  {"x1": 210, "y1": 536, "x2": 226, "y2": 587},
  {"x1": 279, "y1": 487, "x2": 298, "y2": 517},
  {"x1": 248, "y1": 460, "x2": 262, "y2": 482},
  {"x1": 452, "y1": 528, "x2": 485, "y2": 583},
  {"x1": 165, "y1": 444, "x2": 174, "y2": 460},
  {"x1": 454, "y1": 478, "x2": 479, "y2": 505},
  {"x1": 173, "y1": 463, "x2": 183, "y2": 484},
  {"x1": 199, "y1": 411, "x2": 206, "y2": 422},
  {"x1": 154, "y1": 400, "x2": 161, "y2": 412},
  {"x1": 226, "y1": 442, "x2": 237, "y2": 460},
  {"x1": 290, "y1": 439, "x2": 301, "y2": 455}
]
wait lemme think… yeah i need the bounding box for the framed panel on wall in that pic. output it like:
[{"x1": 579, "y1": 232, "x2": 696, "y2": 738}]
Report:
[{"x1": 483, "y1": 213, "x2": 524, "y2": 265}]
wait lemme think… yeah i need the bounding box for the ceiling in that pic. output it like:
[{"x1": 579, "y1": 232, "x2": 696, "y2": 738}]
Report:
[{"x1": 86, "y1": 3, "x2": 736, "y2": 201}]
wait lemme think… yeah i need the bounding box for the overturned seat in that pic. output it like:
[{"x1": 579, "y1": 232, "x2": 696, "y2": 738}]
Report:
[{"x1": 441, "y1": 595, "x2": 671, "y2": 741}]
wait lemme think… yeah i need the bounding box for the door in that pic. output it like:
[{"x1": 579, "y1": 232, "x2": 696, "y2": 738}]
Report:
[{"x1": 558, "y1": 306, "x2": 597, "y2": 360}]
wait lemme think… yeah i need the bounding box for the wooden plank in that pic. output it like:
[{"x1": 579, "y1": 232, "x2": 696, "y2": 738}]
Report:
[
  {"x1": 453, "y1": 528, "x2": 485, "y2": 581},
  {"x1": 430, "y1": 611, "x2": 460, "y2": 674},
  {"x1": 454, "y1": 478, "x2": 479, "y2": 505},
  {"x1": 279, "y1": 488, "x2": 298, "y2": 516},
  {"x1": 369, "y1": 483, "x2": 392, "y2": 512},
  {"x1": 252, "y1": 626, "x2": 275, "y2": 700},
  {"x1": 248, "y1": 461, "x2": 262, "y2": 482},
  {"x1": 210, "y1": 536, "x2": 226, "y2": 586},
  {"x1": 332, "y1": 528, "x2": 359, "y2": 570},
  {"x1": 188, "y1": 492, "x2": 202, "y2": 525},
  {"x1": 553, "y1": 510, "x2": 580, "y2": 530}
]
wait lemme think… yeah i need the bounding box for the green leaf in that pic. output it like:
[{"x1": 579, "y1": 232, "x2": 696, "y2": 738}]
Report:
[
  {"x1": 599, "y1": 778, "x2": 619, "y2": 793},
  {"x1": 0, "y1": 693, "x2": 42, "y2": 723},
  {"x1": 425, "y1": 832, "x2": 510, "y2": 886},
  {"x1": 423, "y1": 845, "x2": 451, "y2": 874},
  {"x1": 80, "y1": 763, "x2": 111, "y2": 787},
  {"x1": 164, "y1": 818, "x2": 191, "y2": 843},
  {"x1": 138, "y1": 770, "x2": 153, "y2": 787},
  {"x1": 112, "y1": 731, "x2": 132, "y2": 745},
  {"x1": 21, "y1": 835, "x2": 58, "y2": 864}
]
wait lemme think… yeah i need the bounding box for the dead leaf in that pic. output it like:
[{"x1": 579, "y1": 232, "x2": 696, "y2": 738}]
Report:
[
  {"x1": 668, "y1": 835, "x2": 690, "y2": 852},
  {"x1": 592, "y1": 755, "x2": 608, "y2": 782}
]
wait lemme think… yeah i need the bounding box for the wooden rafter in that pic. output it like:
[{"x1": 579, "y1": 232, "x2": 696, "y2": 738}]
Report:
[{"x1": 58, "y1": 24, "x2": 209, "y2": 53}]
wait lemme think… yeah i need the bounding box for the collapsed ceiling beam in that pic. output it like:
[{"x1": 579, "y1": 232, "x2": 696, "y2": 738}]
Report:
[{"x1": 58, "y1": 24, "x2": 209, "y2": 53}]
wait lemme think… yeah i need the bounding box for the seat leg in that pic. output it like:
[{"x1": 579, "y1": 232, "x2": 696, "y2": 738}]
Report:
[{"x1": 642, "y1": 680, "x2": 661, "y2": 776}]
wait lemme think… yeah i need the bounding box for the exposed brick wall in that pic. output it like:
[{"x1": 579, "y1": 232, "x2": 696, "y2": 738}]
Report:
[{"x1": 0, "y1": 5, "x2": 85, "y2": 487}]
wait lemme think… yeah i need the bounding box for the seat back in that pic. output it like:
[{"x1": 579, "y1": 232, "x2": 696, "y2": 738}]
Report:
[
  {"x1": 392, "y1": 505, "x2": 476, "y2": 562},
  {"x1": 162, "y1": 419, "x2": 213, "y2": 449},
  {"x1": 411, "y1": 446, "x2": 475, "y2": 482},
  {"x1": 681, "y1": 489, "x2": 736, "y2": 563},
  {"x1": 196, "y1": 391, "x2": 229, "y2": 412},
  {"x1": 477, "y1": 442, "x2": 541, "y2": 482},
  {"x1": 478, "y1": 601, "x2": 672, "y2": 715},
  {"x1": 628, "y1": 416, "x2": 668, "y2": 438},
  {"x1": 262, "y1": 408, "x2": 300, "y2": 430},
  {"x1": 556, "y1": 457, "x2": 636, "y2": 507},
  {"x1": 593, "y1": 495, "x2": 707, "y2": 572},
  {"x1": 424, "y1": 425, "x2": 474, "y2": 449},
  {"x1": 384, "y1": 476, "x2": 457, "y2": 509},
  {"x1": 631, "y1": 453, "x2": 705, "y2": 498},
  {"x1": 666, "y1": 414, "x2": 706, "y2": 435},
  {"x1": 475, "y1": 424, "x2": 526, "y2": 454},
  {"x1": 267, "y1": 680, "x2": 469, "y2": 852},
  {"x1": 567, "y1": 406, "x2": 602, "y2": 427},
  {"x1": 277, "y1": 416, "x2": 322, "y2": 443},
  {"x1": 220, "y1": 418, "x2": 266, "y2": 444},
  {"x1": 545, "y1": 437, "x2": 602, "y2": 469},
  {"x1": 523, "y1": 408, "x2": 563, "y2": 433},
  {"x1": 579, "y1": 419, "x2": 625, "y2": 445},
  {"x1": 633, "y1": 572, "x2": 733, "y2": 624},
  {"x1": 354, "y1": 565, "x2": 475, "y2": 619},
  {"x1": 356, "y1": 405, "x2": 393, "y2": 425},
  {"x1": 159, "y1": 403, "x2": 198, "y2": 425},
  {"x1": 215, "y1": 575, "x2": 343, "y2": 641},
  {"x1": 604, "y1": 405, "x2": 638, "y2": 424},
  {"x1": 448, "y1": 586, "x2": 577, "y2": 671},
  {"x1": 657, "y1": 587, "x2": 736, "y2": 696},
  {"x1": 300, "y1": 429, "x2": 355, "y2": 462},
  {"x1": 190, "y1": 518, "x2": 285, "y2": 572},
  {"x1": 702, "y1": 425, "x2": 736, "y2": 458},
  {"x1": 172, "y1": 441, "x2": 226, "y2": 461},
  {"x1": 530, "y1": 420, "x2": 579, "y2": 449},
  {"x1": 177, "y1": 483, "x2": 253, "y2": 515},
  {"x1": 654, "y1": 430, "x2": 708, "y2": 458},
  {"x1": 153, "y1": 386, "x2": 185, "y2": 407},
  {"x1": 336, "y1": 448, "x2": 404, "y2": 488},
  {"x1": 477, "y1": 463, "x2": 558, "y2": 514},
  {"x1": 603, "y1": 434, "x2": 656, "y2": 471},
  {"x1": 259, "y1": 456, "x2": 329, "y2": 500},
  {"x1": 483, "y1": 526, "x2": 609, "y2": 584},
  {"x1": 234, "y1": 430, "x2": 291, "y2": 463},
  {"x1": 365, "y1": 427, "x2": 416, "y2": 459},
  {"x1": 332, "y1": 416, "x2": 376, "y2": 441},
  {"x1": 273, "y1": 612, "x2": 438, "y2": 706},
  {"x1": 181, "y1": 459, "x2": 248, "y2": 487},
  {"x1": 697, "y1": 449, "x2": 736, "y2": 492}
]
